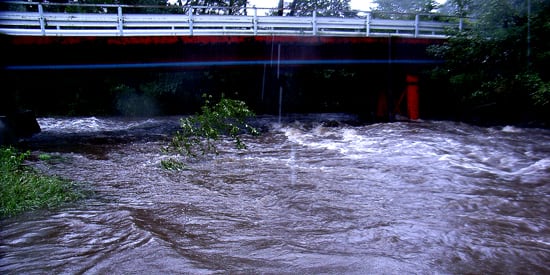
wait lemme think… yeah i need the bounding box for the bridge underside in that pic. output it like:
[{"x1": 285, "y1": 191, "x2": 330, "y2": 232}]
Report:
[
  {"x1": 2, "y1": 35, "x2": 446, "y2": 122},
  {"x1": 2, "y1": 35, "x2": 443, "y2": 70}
]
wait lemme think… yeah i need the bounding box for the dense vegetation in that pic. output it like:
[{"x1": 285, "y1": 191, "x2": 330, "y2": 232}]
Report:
[
  {"x1": 0, "y1": 147, "x2": 83, "y2": 217},
  {"x1": 428, "y1": 0, "x2": 550, "y2": 125},
  {"x1": 373, "y1": 0, "x2": 438, "y2": 13}
]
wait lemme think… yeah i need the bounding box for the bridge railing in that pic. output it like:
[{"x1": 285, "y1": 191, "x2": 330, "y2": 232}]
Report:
[{"x1": 0, "y1": 2, "x2": 467, "y2": 38}]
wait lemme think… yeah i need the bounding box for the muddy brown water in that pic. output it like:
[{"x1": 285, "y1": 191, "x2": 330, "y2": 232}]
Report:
[{"x1": 1, "y1": 115, "x2": 549, "y2": 274}]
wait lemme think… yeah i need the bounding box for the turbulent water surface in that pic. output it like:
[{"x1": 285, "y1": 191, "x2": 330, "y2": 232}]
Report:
[{"x1": 1, "y1": 115, "x2": 549, "y2": 274}]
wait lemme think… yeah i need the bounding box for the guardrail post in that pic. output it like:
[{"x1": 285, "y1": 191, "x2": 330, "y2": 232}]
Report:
[
  {"x1": 253, "y1": 6, "x2": 258, "y2": 35},
  {"x1": 312, "y1": 11, "x2": 317, "y2": 36},
  {"x1": 117, "y1": 6, "x2": 123, "y2": 36},
  {"x1": 188, "y1": 8, "x2": 194, "y2": 36},
  {"x1": 414, "y1": 14, "x2": 419, "y2": 37},
  {"x1": 38, "y1": 3, "x2": 45, "y2": 36},
  {"x1": 366, "y1": 12, "x2": 371, "y2": 37}
]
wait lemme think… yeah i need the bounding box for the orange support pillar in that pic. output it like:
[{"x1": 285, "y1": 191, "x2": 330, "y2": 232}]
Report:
[{"x1": 406, "y1": 74, "x2": 419, "y2": 120}]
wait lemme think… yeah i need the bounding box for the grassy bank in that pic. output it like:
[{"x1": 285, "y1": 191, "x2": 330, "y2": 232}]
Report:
[{"x1": 0, "y1": 147, "x2": 82, "y2": 218}]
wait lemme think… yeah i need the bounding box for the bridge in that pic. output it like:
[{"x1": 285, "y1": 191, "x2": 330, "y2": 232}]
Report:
[
  {"x1": 0, "y1": 2, "x2": 465, "y2": 38},
  {"x1": 1, "y1": 2, "x2": 466, "y2": 68},
  {"x1": 0, "y1": 2, "x2": 468, "y2": 143}
]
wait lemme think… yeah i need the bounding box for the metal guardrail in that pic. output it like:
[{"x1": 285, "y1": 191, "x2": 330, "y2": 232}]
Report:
[{"x1": 0, "y1": 2, "x2": 466, "y2": 38}]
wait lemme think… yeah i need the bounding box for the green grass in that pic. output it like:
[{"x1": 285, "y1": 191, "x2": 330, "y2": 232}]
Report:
[{"x1": 1, "y1": 147, "x2": 83, "y2": 218}]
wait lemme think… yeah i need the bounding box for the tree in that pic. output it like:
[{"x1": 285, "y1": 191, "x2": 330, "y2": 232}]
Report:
[
  {"x1": 175, "y1": 0, "x2": 248, "y2": 15},
  {"x1": 72, "y1": 0, "x2": 250, "y2": 15},
  {"x1": 428, "y1": 0, "x2": 550, "y2": 124},
  {"x1": 373, "y1": 0, "x2": 438, "y2": 14},
  {"x1": 286, "y1": 0, "x2": 352, "y2": 17},
  {"x1": 61, "y1": 0, "x2": 178, "y2": 13},
  {"x1": 277, "y1": 0, "x2": 284, "y2": 15},
  {"x1": 438, "y1": 0, "x2": 478, "y2": 17}
]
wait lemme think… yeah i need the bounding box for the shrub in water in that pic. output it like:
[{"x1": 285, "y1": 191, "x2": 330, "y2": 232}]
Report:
[{"x1": 166, "y1": 94, "x2": 258, "y2": 160}]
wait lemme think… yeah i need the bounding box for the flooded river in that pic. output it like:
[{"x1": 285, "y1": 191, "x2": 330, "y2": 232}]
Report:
[{"x1": 1, "y1": 115, "x2": 549, "y2": 274}]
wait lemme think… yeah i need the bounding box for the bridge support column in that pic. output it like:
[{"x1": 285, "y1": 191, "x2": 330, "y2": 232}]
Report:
[
  {"x1": 406, "y1": 74, "x2": 420, "y2": 120},
  {"x1": 0, "y1": 110, "x2": 41, "y2": 145},
  {"x1": 0, "y1": 81, "x2": 41, "y2": 145}
]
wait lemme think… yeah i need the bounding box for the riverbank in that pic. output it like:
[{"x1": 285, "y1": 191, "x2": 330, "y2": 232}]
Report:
[{"x1": 0, "y1": 147, "x2": 83, "y2": 217}]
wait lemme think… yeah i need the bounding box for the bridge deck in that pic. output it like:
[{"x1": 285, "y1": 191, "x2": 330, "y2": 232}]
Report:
[{"x1": 0, "y1": 2, "x2": 465, "y2": 38}]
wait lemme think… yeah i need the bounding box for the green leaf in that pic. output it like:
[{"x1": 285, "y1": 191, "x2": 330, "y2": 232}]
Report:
[{"x1": 164, "y1": 94, "x2": 259, "y2": 161}]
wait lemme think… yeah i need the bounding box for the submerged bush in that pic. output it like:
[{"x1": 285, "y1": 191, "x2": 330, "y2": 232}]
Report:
[
  {"x1": 166, "y1": 94, "x2": 258, "y2": 160},
  {"x1": 160, "y1": 158, "x2": 187, "y2": 171},
  {"x1": 0, "y1": 147, "x2": 82, "y2": 217}
]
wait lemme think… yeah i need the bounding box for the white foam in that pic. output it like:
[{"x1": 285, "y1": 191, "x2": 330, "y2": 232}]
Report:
[
  {"x1": 502, "y1": 125, "x2": 523, "y2": 133},
  {"x1": 281, "y1": 124, "x2": 384, "y2": 159},
  {"x1": 37, "y1": 117, "x2": 169, "y2": 134},
  {"x1": 38, "y1": 117, "x2": 105, "y2": 133}
]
